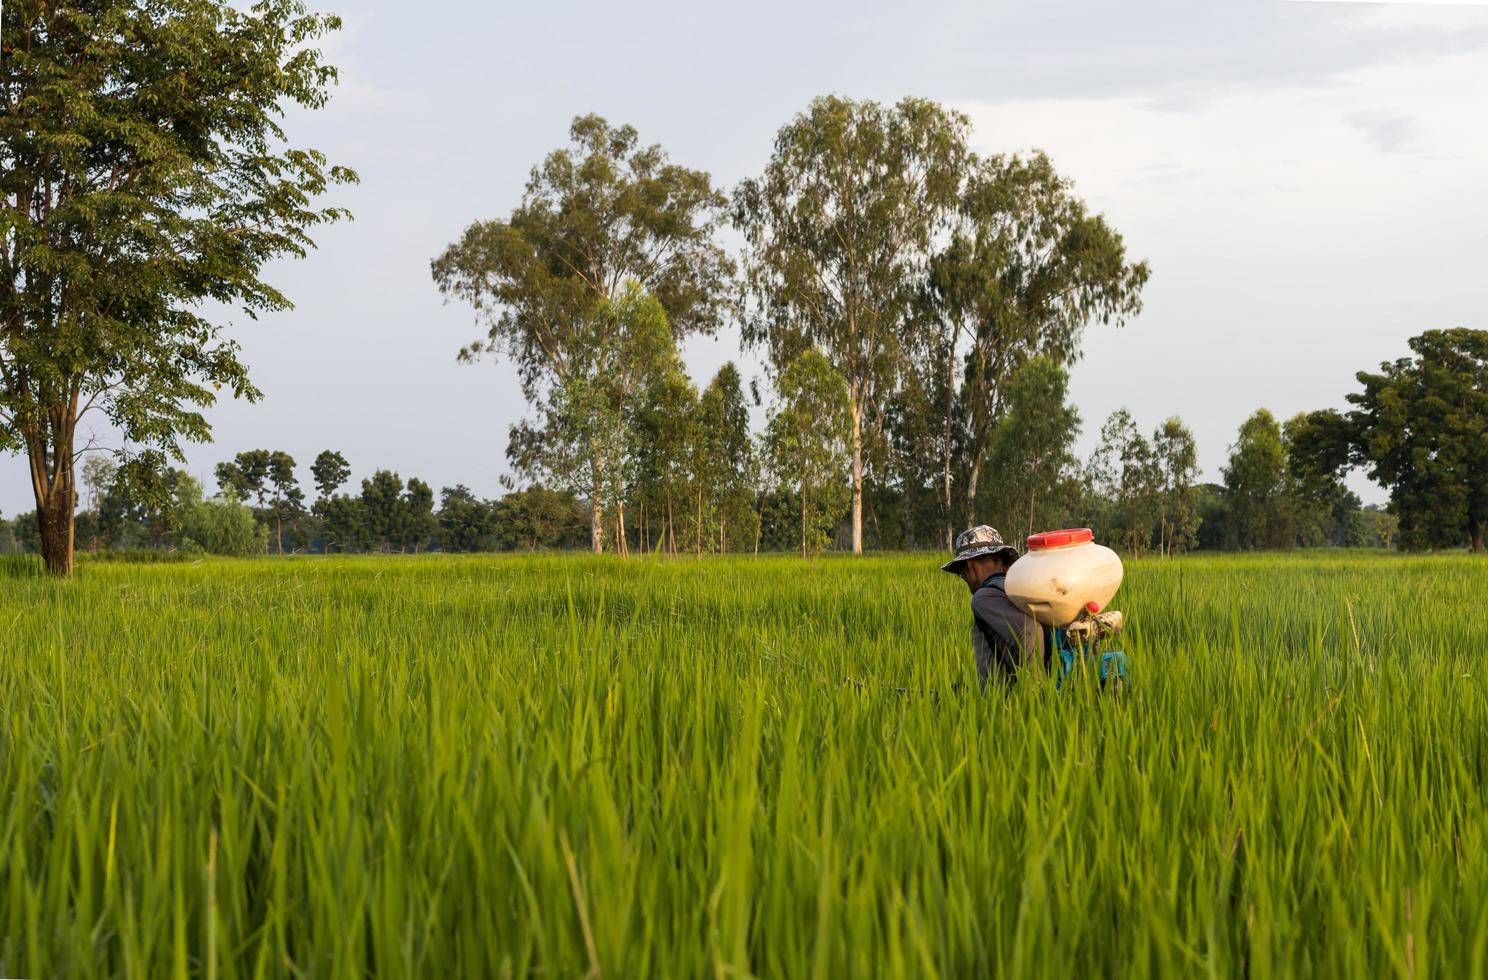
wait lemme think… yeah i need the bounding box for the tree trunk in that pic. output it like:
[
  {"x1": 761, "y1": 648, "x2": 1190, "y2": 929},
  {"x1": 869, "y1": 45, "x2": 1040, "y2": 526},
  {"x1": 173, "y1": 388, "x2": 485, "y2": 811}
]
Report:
[
  {"x1": 966, "y1": 448, "x2": 984, "y2": 527},
  {"x1": 667, "y1": 494, "x2": 676, "y2": 556},
  {"x1": 617, "y1": 502, "x2": 629, "y2": 558},
  {"x1": 943, "y1": 352, "x2": 957, "y2": 549},
  {"x1": 590, "y1": 494, "x2": 603, "y2": 554},
  {"x1": 36, "y1": 490, "x2": 75, "y2": 577},
  {"x1": 590, "y1": 465, "x2": 604, "y2": 554},
  {"x1": 696, "y1": 487, "x2": 703, "y2": 556},
  {"x1": 801, "y1": 485, "x2": 809, "y2": 559},
  {"x1": 850, "y1": 400, "x2": 864, "y2": 554},
  {"x1": 27, "y1": 404, "x2": 80, "y2": 577}
]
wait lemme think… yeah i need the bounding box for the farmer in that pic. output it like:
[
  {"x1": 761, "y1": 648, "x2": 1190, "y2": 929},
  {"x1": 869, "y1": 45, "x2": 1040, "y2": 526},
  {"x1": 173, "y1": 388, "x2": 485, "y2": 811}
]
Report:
[{"x1": 941, "y1": 525, "x2": 1044, "y2": 688}]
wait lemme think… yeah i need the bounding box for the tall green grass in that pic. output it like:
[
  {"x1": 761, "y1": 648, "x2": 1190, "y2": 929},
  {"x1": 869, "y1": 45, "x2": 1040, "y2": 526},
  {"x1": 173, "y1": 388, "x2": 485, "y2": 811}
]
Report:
[{"x1": 1, "y1": 552, "x2": 1484, "y2": 977}]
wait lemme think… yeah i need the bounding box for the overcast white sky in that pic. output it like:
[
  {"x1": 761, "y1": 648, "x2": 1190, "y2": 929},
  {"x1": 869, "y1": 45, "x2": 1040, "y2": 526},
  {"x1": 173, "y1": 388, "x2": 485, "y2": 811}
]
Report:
[{"x1": 7, "y1": 0, "x2": 1488, "y2": 514}]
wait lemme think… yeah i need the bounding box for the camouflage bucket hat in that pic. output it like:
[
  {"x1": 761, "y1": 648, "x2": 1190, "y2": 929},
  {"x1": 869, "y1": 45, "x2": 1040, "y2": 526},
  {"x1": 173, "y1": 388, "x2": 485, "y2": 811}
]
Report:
[{"x1": 941, "y1": 525, "x2": 1020, "y2": 573}]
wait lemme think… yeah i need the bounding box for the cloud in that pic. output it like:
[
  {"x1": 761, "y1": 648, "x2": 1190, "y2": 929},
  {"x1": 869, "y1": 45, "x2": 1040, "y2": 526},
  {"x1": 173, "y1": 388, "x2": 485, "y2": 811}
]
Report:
[
  {"x1": 951, "y1": 44, "x2": 1488, "y2": 493},
  {"x1": 1349, "y1": 113, "x2": 1417, "y2": 152}
]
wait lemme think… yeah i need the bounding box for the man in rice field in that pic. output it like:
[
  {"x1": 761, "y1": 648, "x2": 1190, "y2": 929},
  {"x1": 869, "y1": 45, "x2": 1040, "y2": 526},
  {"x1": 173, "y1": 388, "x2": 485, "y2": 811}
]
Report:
[{"x1": 941, "y1": 525, "x2": 1044, "y2": 688}]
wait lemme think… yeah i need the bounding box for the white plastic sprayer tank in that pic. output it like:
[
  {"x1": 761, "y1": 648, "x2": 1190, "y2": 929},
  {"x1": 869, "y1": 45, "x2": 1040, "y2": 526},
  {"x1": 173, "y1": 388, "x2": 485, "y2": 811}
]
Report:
[{"x1": 1005, "y1": 528, "x2": 1123, "y2": 628}]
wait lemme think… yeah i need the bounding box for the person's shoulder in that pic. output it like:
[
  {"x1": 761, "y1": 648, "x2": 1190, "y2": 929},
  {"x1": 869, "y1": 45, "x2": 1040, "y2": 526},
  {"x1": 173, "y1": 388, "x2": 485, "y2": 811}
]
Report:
[
  {"x1": 971, "y1": 579, "x2": 1011, "y2": 610},
  {"x1": 973, "y1": 576, "x2": 1009, "y2": 598}
]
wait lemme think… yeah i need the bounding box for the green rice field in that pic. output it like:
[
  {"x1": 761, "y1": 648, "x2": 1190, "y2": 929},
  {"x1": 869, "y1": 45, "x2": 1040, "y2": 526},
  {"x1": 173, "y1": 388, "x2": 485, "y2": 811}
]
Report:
[{"x1": 1, "y1": 552, "x2": 1485, "y2": 977}]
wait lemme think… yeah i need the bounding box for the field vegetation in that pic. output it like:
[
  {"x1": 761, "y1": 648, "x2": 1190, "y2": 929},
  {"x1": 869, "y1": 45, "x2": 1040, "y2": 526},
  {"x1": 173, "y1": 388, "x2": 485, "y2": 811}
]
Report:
[{"x1": 1, "y1": 551, "x2": 1484, "y2": 977}]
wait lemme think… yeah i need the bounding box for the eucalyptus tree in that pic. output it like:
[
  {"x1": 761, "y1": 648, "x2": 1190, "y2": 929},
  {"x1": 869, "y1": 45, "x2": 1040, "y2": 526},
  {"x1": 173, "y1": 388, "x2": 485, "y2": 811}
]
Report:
[
  {"x1": 432, "y1": 115, "x2": 732, "y2": 552},
  {"x1": 1089, "y1": 409, "x2": 1163, "y2": 554},
  {"x1": 735, "y1": 96, "x2": 971, "y2": 554},
  {"x1": 1153, "y1": 417, "x2": 1201, "y2": 556},
  {"x1": 626, "y1": 351, "x2": 697, "y2": 555},
  {"x1": 1222, "y1": 409, "x2": 1289, "y2": 551},
  {"x1": 929, "y1": 152, "x2": 1148, "y2": 527},
  {"x1": 0, "y1": 0, "x2": 355, "y2": 575},
  {"x1": 503, "y1": 282, "x2": 684, "y2": 555},
  {"x1": 693, "y1": 362, "x2": 759, "y2": 553},
  {"x1": 980, "y1": 356, "x2": 1081, "y2": 542},
  {"x1": 764, "y1": 349, "x2": 853, "y2": 558}
]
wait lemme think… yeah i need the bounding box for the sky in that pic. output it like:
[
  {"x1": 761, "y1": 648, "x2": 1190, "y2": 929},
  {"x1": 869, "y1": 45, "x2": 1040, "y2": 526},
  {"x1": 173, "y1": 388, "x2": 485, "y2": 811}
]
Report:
[{"x1": 7, "y1": 0, "x2": 1488, "y2": 514}]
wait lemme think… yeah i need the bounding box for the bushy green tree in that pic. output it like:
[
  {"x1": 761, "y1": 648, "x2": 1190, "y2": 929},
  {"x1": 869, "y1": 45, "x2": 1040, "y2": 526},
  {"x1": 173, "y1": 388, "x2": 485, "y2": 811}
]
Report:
[
  {"x1": 1153, "y1": 417, "x2": 1201, "y2": 555},
  {"x1": 626, "y1": 353, "x2": 698, "y2": 555},
  {"x1": 311, "y1": 450, "x2": 351, "y2": 503},
  {"x1": 490, "y1": 487, "x2": 588, "y2": 551},
  {"x1": 1223, "y1": 410, "x2": 1290, "y2": 550},
  {"x1": 1089, "y1": 409, "x2": 1162, "y2": 554},
  {"x1": 437, "y1": 485, "x2": 496, "y2": 553},
  {"x1": 1284, "y1": 412, "x2": 1362, "y2": 548},
  {"x1": 764, "y1": 350, "x2": 853, "y2": 557},
  {"x1": 401, "y1": 479, "x2": 436, "y2": 553},
  {"x1": 1296, "y1": 329, "x2": 1488, "y2": 552},
  {"x1": 692, "y1": 363, "x2": 759, "y2": 554},
  {"x1": 0, "y1": 0, "x2": 354, "y2": 575},
  {"x1": 183, "y1": 490, "x2": 265, "y2": 557},
  {"x1": 317, "y1": 495, "x2": 367, "y2": 554}
]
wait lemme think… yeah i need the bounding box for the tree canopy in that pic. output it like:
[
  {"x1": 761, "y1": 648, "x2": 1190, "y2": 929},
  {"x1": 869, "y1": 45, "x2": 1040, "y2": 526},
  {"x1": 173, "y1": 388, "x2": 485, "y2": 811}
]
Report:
[
  {"x1": 1295, "y1": 329, "x2": 1488, "y2": 552},
  {"x1": 0, "y1": 0, "x2": 355, "y2": 574},
  {"x1": 433, "y1": 115, "x2": 732, "y2": 551},
  {"x1": 735, "y1": 95, "x2": 971, "y2": 554}
]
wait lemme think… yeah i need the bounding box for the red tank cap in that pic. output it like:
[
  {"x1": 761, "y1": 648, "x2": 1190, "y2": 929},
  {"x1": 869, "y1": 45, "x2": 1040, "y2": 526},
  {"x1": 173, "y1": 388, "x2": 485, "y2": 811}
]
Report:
[
  {"x1": 1086, "y1": 600, "x2": 1101, "y2": 613},
  {"x1": 1026, "y1": 528, "x2": 1094, "y2": 551}
]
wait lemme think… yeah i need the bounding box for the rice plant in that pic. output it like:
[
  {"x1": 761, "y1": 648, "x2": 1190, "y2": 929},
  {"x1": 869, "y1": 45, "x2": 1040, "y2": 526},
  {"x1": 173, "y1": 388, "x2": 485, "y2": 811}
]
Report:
[{"x1": 0, "y1": 552, "x2": 1483, "y2": 977}]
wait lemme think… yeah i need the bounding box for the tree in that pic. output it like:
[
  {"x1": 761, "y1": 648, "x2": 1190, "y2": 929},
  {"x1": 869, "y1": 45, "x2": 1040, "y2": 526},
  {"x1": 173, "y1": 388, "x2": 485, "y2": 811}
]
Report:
[
  {"x1": 183, "y1": 489, "x2": 265, "y2": 557},
  {"x1": 317, "y1": 494, "x2": 366, "y2": 554},
  {"x1": 1153, "y1": 417, "x2": 1201, "y2": 556},
  {"x1": 359, "y1": 470, "x2": 404, "y2": 553},
  {"x1": 927, "y1": 152, "x2": 1148, "y2": 532},
  {"x1": 693, "y1": 363, "x2": 760, "y2": 553},
  {"x1": 626, "y1": 356, "x2": 697, "y2": 555},
  {"x1": 80, "y1": 454, "x2": 117, "y2": 552},
  {"x1": 1223, "y1": 409, "x2": 1289, "y2": 550},
  {"x1": 264, "y1": 452, "x2": 303, "y2": 554},
  {"x1": 491, "y1": 486, "x2": 588, "y2": 551},
  {"x1": 215, "y1": 449, "x2": 299, "y2": 553},
  {"x1": 0, "y1": 0, "x2": 354, "y2": 576},
  {"x1": 1283, "y1": 412, "x2": 1361, "y2": 548},
  {"x1": 735, "y1": 96, "x2": 971, "y2": 555},
  {"x1": 764, "y1": 349, "x2": 853, "y2": 557},
  {"x1": 437, "y1": 485, "x2": 496, "y2": 553},
  {"x1": 432, "y1": 115, "x2": 732, "y2": 553},
  {"x1": 312, "y1": 450, "x2": 351, "y2": 502},
  {"x1": 978, "y1": 356, "x2": 1081, "y2": 542},
  {"x1": 98, "y1": 464, "x2": 195, "y2": 550},
  {"x1": 401, "y1": 478, "x2": 436, "y2": 553},
  {"x1": 1304, "y1": 329, "x2": 1488, "y2": 552},
  {"x1": 504, "y1": 282, "x2": 684, "y2": 556},
  {"x1": 1089, "y1": 409, "x2": 1162, "y2": 554}
]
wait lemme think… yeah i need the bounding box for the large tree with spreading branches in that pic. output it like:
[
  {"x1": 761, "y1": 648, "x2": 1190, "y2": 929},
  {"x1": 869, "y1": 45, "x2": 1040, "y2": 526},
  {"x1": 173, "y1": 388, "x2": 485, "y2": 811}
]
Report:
[{"x1": 0, "y1": 0, "x2": 355, "y2": 574}]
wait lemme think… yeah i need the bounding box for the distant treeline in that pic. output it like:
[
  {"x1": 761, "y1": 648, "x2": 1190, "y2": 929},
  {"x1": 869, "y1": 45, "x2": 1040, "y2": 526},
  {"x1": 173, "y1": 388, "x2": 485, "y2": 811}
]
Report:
[
  {"x1": 0, "y1": 401, "x2": 1401, "y2": 558},
  {"x1": 3, "y1": 61, "x2": 1480, "y2": 570}
]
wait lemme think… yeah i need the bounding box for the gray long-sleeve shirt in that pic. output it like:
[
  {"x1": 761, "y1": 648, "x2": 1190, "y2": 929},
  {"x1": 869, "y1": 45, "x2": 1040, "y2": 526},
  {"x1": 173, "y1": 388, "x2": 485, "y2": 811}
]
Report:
[{"x1": 971, "y1": 572, "x2": 1043, "y2": 687}]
